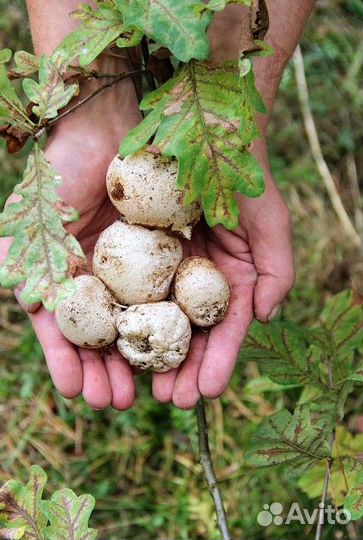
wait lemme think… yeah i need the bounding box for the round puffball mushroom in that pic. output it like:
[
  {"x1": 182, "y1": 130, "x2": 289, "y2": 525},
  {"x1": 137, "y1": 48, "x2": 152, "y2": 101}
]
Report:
[
  {"x1": 106, "y1": 151, "x2": 202, "y2": 239},
  {"x1": 55, "y1": 275, "x2": 118, "y2": 348},
  {"x1": 117, "y1": 302, "x2": 192, "y2": 373},
  {"x1": 93, "y1": 221, "x2": 183, "y2": 305},
  {"x1": 173, "y1": 257, "x2": 230, "y2": 327}
]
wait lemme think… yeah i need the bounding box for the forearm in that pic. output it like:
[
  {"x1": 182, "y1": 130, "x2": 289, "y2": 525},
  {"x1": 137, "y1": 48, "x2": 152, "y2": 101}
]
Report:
[
  {"x1": 26, "y1": 0, "x2": 86, "y2": 56},
  {"x1": 209, "y1": 1, "x2": 316, "y2": 128},
  {"x1": 25, "y1": 0, "x2": 141, "y2": 140}
]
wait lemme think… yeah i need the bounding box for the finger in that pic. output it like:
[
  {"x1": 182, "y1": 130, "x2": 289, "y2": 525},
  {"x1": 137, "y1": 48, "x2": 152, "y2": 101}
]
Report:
[
  {"x1": 104, "y1": 349, "x2": 135, "y2": 410},
  {"x1": 251, "y1": 206, "x2": 295, "y2": 321},
  {"x1": 79, "y1": 348, "x2": 112, "y2": 409},
  {"x1": 198, "y1": 283, "x2": 254, "y2": 399},
  {"x1": 30, "y1": 309, "x2": 83, "y2": 398},
  {"x1": 152, "y1": 369, "x2": 178, "y2": 403},
  {"x1": 172, "y1": 331, "x2": 207, "y2": 409}
]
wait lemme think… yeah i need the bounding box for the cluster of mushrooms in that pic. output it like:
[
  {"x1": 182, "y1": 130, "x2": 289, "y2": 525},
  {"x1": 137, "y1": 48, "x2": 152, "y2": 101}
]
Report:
[{"x1": 55, "y1": 151, "x2": 230, "y2": 373}]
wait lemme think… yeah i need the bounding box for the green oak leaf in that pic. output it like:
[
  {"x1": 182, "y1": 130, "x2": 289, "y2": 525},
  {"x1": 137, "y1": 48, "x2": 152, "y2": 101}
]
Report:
[
  {"x1": 240, "y1": 320, "x2": 325, "y2": 388},
  {"x1": 344, "y1": 462, "x2": 363, "y2": 520},
  {"x1": 0, "y1": 144, "x2": 86, "y2": 311},
  {"x1": 117, "y1": 0, "x2": 212, "y2": 62},
  {"x1": 22, "y1": 57, "x2": 78, "y2": 121},
  {"x1": 0, "y1": 465, "x2": 47, "y2": 540},
  {"x1": 299, "y1": 427, "x2": 363, "y2": 506},
  {"x1": 245, "y1": 405, "x2": 331, "y2": 476},
  {"x1": 41, "y1": 490, "x2": 97, "y2": 540},
  {"x1": 0, "y1": 49, "x2": 12, "y2": 64},
  {"x1": 120, "y1": 61, "x2": 265, "y2": 228},
  {"x1": 0, "y1": 63, "x2": 33, "y2": 131},
  {"x1": 12, "y1": 51, "x2": 40, "y2": 77},
  {"x1": 55, "y1": 4, "x2": 142, "y2": 68},
  {"x1": 313, "y1": 291, "x2": 363, "y2": 385}
]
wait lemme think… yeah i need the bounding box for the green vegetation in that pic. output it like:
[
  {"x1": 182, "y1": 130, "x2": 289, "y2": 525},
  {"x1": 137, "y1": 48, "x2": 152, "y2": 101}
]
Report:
[{"x1": 0, "y1": 1, "x2": 362, "y2": 539}]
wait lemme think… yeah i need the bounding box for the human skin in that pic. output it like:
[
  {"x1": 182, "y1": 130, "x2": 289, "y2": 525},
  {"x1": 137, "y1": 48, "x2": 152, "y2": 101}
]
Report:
[{"x1": 0, "y1": 0, "x2": 315, "y2": 410}]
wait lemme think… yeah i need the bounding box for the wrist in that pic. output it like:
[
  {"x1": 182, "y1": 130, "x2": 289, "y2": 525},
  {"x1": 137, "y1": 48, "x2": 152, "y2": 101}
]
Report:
[{"x1": 51, "y1": 55, "x2": 142, "y2": 144}]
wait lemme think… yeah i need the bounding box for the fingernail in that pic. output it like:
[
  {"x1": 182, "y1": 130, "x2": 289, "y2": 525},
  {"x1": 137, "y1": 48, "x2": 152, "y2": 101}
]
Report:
[{"x1": 268, "y1": 304, "x2": 282, "y2": 321}]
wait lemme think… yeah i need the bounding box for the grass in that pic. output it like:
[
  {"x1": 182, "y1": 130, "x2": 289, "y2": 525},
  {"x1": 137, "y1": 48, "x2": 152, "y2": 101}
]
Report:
[{"x1": 0, "y1": 0, "x2": 362, "y2": 539}]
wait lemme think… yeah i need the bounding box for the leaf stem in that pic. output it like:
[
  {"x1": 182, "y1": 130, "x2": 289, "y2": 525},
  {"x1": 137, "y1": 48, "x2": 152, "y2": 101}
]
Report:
[
  {"x1": 34, "y1": 69, "x2": 148, "y2": 134},
  {"x1": 314, "y1": 432, "x2": 335, "y2": 540},
  {"x1": 196, "y1": 398, "x2": 232, "y2": 540},
  {"x1": 314, "y1": 343, "x2": 336, "y2": 540}
]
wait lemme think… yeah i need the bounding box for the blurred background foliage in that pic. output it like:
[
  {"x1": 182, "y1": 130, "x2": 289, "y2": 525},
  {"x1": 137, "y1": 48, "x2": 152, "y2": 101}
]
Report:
[{"x1": 0, "y1": 1, "x2": 362, "y2": 539}]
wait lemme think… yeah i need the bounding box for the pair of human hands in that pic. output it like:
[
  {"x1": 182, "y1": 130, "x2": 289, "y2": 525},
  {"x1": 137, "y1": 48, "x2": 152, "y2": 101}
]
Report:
[{"x1": 0, "y1": 91, "x2": 294, "y2": 411}]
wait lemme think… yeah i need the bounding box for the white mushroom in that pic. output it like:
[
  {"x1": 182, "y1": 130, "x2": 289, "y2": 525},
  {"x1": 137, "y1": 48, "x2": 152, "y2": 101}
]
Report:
[
  {"x1": 106, "y1": 151, "x2": 202, "y2": 239},
  {"x1": 93, "y1": 221, "x2": 183, "y2": 305},
  {"x1": 55, "y1": 275, "x2": 118, "y2": 348},
  {"x1": 117, "y1": 302, "x2": 191, "y2": 373},
  {"x1": 173, "y1": 257, "x2": 230, "y2": 327}
]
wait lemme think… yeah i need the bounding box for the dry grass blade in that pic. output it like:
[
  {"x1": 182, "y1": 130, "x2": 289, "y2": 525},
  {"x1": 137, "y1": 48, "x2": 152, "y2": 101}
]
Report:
[{"x1": 293, "y1": 44, "x2": 361, "y2": 249}]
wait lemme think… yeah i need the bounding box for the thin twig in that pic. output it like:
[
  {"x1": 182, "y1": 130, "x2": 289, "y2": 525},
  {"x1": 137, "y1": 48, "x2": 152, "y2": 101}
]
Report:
[
  {"x1": 141, "y1": 36, "x2": 156, "y2": 92},
  {"x1": 69, "y1": 65, "x2": 125, "y2": 79},
  {"x1": 35, "y1": 69, "x2": 148, "y2": 135},
  {"x1": 314, "y1": 350, "x2": 335, "y2": 540},
  {"x1": 346, "y1": 152, "x2": 363, "y2": 234},
  {"x1": 293, "y1": 44, "x2": 361, "y2": 248},
  {"x1": 314, "y1": 433, "x2": 335, "y2": 540},
  {"x1": 196, "y1": 398, "x2": 232, "y2": 540}
]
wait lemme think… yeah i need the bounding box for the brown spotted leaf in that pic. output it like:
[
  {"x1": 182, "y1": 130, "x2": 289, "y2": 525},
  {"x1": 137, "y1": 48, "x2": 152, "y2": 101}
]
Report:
[
  {"x1": 0, "y1": 57, "x2": 34, "y2": 132},
  {"x1": 120, "y1": 60, "x2": 266, "y2": 228},
  {"x1": 117, "y1": 0, "x2": 212, "y2": 62},
  {"x1": 22, "y1": 57, "x2": 78, "y2": 121},
  {"x1": 0, "y1": 144, "x2": 86, "y2": 311},
  {"x1": 0, "y1": 466, "x2": 47, "y2": 540},
  {"x1": 239, "y1": 320, "x2": 325, "y2": 388},
  {"x1": 245, "y1": 405, "x2": 331, "y2": 475},
  {"x1": 41, "y1": 490, "x2": 97, "y2": 540},
  {"x1": 344, "y1": 463, "x2": 363, "y2": 520},
  {"x1": 55, "y1": 3, "x2": 142, "y2": 69},
  {"x1": 10, "y1": 51, "x2": 40, "y2": 78}
]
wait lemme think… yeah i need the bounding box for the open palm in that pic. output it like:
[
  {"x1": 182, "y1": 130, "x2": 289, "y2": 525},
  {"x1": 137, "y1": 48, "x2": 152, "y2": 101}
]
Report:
[
  {"x1": 1, "y1": 121, "x2": 294, "y2": 410},
  {"x1": 153, "y1": 173, "x2": 295, "y2": 409}
]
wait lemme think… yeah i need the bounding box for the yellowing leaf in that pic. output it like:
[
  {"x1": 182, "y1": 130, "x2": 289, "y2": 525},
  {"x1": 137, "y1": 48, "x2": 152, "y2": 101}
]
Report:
[
  {"x1": 0, "y1": 64, "x2": 33, "y2": 131},
  {"x1": 299, "y1": 427, "x2": 363, "y2": 506},
  {"x1": 345, "y1": 463, "x2": 363, "y2": 520},
  {"x1": 117, "y1": 0, "x2": 212, "y2": 62},
  {"x1": 41, "y1": 490, "x2": 97, "y2": 540},
  {"x1": 56, "y1": 4, "x2": 142, "y2": 68},
  {"x1": 0, "y1": 144, "x2": 86, "y2": 311},
  {"x1": 0, "y1": 466, "x2": 47, "y2": 540},
  {"x1": 0, "y1": 527, "x2": 26, "y2": 539},
  {"x1": 245, "y1": 405, "x2": 331, "y2": 475},
  {"x1": 120, "y1": 61, "x2": 265, "y2": 229},
  {"x1": 22, "y1": 57, "x2": 78, "y2": 121},
  {"x1": 13, "y1": 51, "x2": 40, "y2": 77}
]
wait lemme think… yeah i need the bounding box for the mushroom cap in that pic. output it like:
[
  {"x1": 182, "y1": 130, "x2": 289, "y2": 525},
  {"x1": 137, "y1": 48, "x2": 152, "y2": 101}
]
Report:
[
  {"x1": 117, "y1": 302, "x2": 192, "y2": 373},
  {"x1": 93, "y1": 221, "x2": 183, "y2": 305},
  {"x1": 106, "y1": 151, "x2": 202, "y2": 239},
  {"x1": 55, "y1": 275, "x2": 118, "y2": 348},
  {"x1": 173, "y1": 257, "x2": 230, "y2": 327}
]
